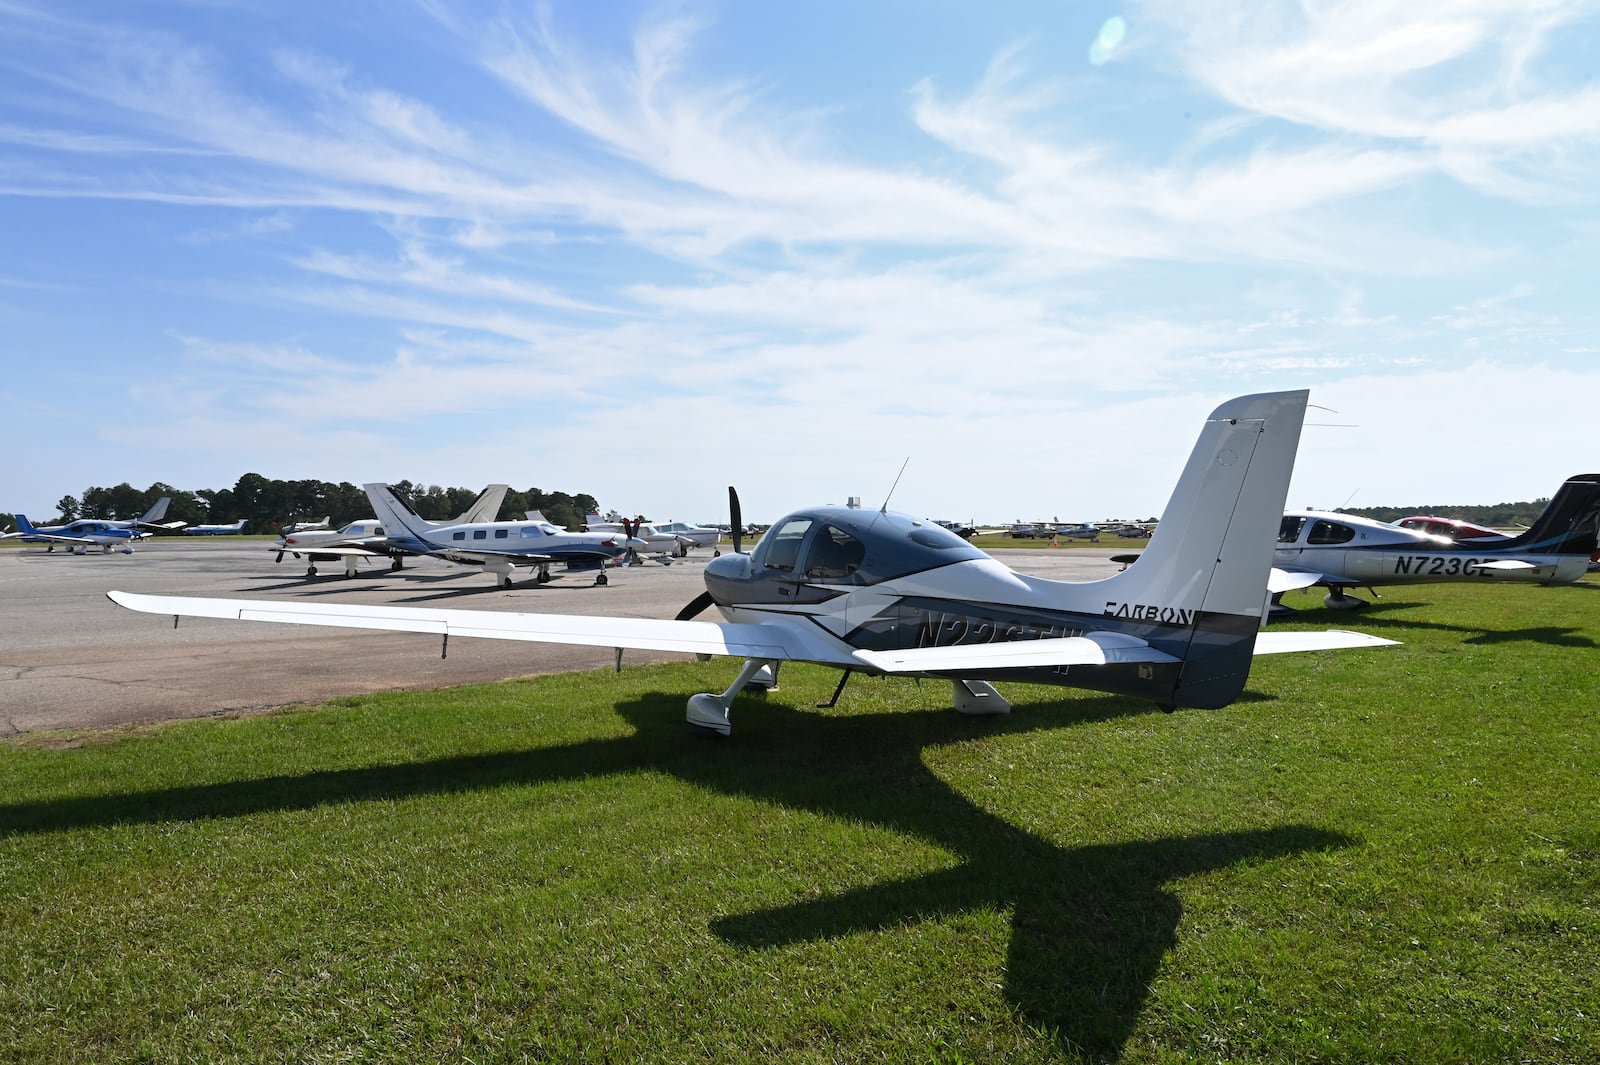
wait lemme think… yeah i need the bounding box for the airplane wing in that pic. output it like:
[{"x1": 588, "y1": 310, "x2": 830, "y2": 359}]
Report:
[
  {"x1": 108, "y1": 590, "x2": 1398, "y2": 677},
  {"x1": 849, "y1": 628, "x2": 1397, "y2": 673},
  {"x1": 438, "y1": 548, "x2": 617, "y2": 565},
  {"x1": 850, "y1": 632, "x2": 1181, "y2": 673},
  {"x1": 105, "y1": 591, "x2": 858, "y2": 665},
  {"x1": 1475, "y1": 559, "x2": 1539, "y2": 572},
  {"x1": 277, "y1": 542, "x2": 396, "y2": 559},
  {"x1": 17, "y1": 530, "x2": 103, "y2": 547}
]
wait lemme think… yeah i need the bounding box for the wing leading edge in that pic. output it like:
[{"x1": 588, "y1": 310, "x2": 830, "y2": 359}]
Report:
[{"x1": 105, "y1": 590, "x2": 844, "y2": 665}]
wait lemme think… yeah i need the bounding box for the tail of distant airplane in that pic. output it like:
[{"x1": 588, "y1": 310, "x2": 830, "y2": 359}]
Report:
[
  {"x1": 451, "y1": 484, "x2": 509, "y2": 525},
  {"x1": 1041, "y1": 390, "x2": 1310, "y2": 709},
  {"x1": 364, "y1": 484, "x2": 441, "y2": 553},
  {"x1": 139, "y1": 497, "x2": 171, "y2": 524},
  {"x1": 1493, "y1": 474, "x2": 1600, "y2": 558}
]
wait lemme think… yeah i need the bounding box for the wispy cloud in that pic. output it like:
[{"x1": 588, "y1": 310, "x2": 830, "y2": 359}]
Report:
[{"x1": 3, "y1": 2, "x2": 1597, "y2": 518}]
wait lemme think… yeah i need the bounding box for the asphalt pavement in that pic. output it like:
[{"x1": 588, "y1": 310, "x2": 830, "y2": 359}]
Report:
[{"x1": 0, "y1": 539, "x2": 1123, "y2": 736}]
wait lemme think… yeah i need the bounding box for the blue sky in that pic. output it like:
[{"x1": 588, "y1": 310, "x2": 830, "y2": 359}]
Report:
[{"x1": 4, "y1": 1, "x2": 1598, "y2": 524}]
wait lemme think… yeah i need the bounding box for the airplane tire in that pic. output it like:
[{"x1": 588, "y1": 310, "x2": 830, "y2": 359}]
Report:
[
  {"x1": 307, "y1": 566, "x2": 318, "y2": 577},
  {"x1": 595, "y1": 572, "x2": 609, "y2": 586}
]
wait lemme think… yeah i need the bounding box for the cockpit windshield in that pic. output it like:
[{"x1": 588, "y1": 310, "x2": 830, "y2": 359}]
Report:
[{"x1": 752, "y1": 508, "x2": 986, "y2": 585}]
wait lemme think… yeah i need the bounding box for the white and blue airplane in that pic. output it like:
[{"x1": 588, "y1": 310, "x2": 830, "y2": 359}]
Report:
[
  {"x1": 271, "y1": 484, "x2": 512, "y2": 578},
  {"x1": 13, "y1": 513, "x2": 147, "y2": 554},
  {"x1": 1272, "y1": 473, "x2": 1600, "y2": 610},
  {"x1": 359, "y1": 483, "x2": 638, "y2": 587},
  {"x1": 110, "y1": 391, "x2": 1396, "y2": 736},
  {"x1": 184, "y1": 519, "x2": 248, "y2": 536},
  {"x1": 6, "y1": 497, "x2": 185, "y2": 550}
]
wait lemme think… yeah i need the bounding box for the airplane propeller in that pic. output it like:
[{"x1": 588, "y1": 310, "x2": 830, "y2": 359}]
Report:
[
  {"x1": 622, "y1": 516, "x2": 644, "y2": 565},
  {"x1": 674, "y1": 486, "x2": 745, "y2": 622}
]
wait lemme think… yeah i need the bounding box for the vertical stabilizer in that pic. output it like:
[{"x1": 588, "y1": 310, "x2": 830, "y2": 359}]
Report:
[
  {"x1": 1087, "y1": 390, "x2": 1309, "y2": 707},
  {"x1": 1496, "y1": 474, "x2": 1600, "y2": 558},
  {"x1": 453, "y1": 484, "x2": 509, "y2": 525},
  {"x1": 363, "y1": 484, "x2": 440, "y2": 553}
]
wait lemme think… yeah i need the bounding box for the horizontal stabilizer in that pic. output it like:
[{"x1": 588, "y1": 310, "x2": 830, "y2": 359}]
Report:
[{"x1": 1252, "y1": 630, "x2": 1399, "y2": 655}]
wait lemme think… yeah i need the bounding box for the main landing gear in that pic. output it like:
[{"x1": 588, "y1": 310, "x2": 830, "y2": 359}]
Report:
[{"x1": 682, "y1": 663, "x2": 1011, "y2": 736}]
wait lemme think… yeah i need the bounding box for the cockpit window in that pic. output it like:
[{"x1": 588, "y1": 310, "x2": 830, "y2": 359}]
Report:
[
  {"x1": 801, "y1": 524, "x2": 865, "y2": 579},
  {"x1": 1278, "y1": 516, "x2": 1307, "y2": 543},
  {"x1": 1308, "y1": 519, "x2": 1356, "y2": 545},
  {"x1": 762, "y1": 518, "x2": 813, "y2": 572}
]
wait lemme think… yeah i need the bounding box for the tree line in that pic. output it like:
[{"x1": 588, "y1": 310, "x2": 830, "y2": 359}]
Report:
[
  {"x1": 1341, "y1": 498, "x2": 1552, "y2": 528},
  {"x1": 4, "y1": 476, "x2": 600, "y2": 534}
]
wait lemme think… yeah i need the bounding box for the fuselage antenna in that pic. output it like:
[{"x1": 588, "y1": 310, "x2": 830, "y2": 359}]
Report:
[{"x1": 880, "y1": 457, "x2": 911, "y2": 514}]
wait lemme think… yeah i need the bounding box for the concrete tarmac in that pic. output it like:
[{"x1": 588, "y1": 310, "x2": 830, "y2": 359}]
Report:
[{"x1": 0, "y1": 540, "x2": 1123, "y2": 736}]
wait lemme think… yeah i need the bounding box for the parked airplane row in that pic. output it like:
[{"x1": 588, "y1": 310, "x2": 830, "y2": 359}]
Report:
[{"x1": 114, "y1": 390, "x2": 1413, "y2": 736}]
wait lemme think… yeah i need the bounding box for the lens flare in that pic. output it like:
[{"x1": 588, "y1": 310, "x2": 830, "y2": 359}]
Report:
[{"x1": 1089, "y1": 16, "x2": 1126, "y2": 66}]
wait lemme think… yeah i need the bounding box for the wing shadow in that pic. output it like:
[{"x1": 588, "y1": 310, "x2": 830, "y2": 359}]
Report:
[{"x1": 0, "y1": 685, "x2": 1349, "y2": 1057}]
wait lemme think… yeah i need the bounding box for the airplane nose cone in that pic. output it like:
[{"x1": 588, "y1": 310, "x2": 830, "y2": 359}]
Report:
[{"x1": 626, "y1": 536, "x2": 650, "y2": 548}]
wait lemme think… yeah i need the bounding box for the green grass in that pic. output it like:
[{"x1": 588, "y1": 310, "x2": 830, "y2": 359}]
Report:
[{"x1": 3, "y1": 579, "x2": 1598, "y2": 1063}]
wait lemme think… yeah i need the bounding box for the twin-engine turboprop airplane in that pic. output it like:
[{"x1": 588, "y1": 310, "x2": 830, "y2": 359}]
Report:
[
  {"x1": 109, "y1": 390, "x2": 1396, "y2": 735},
  {"x1": 14, "y1": 514, "x2": 149, "y2": 554},
  {"x1": 271, "y1": 484, "x2": 511, "y2": 578},
  {"x1": 1272, "y1": 473, "x2": 1600, "y2": 610},
  {"x1": 358, "y1": 483, "x2": 637, "y2": 586}
]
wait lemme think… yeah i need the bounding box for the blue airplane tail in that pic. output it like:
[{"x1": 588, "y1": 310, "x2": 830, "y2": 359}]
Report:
[
  {"x1": 1496, "y1": 474, "x2": 1600, "y2": 557},
  {"x1": 15, "y1": 514, "x2": 39, "y2": 535}
]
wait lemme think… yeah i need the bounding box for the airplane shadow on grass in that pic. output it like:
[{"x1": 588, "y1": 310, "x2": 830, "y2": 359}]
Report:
[{"x1": 0, "y1": 687, "x2": 1350, "y2": 1060}]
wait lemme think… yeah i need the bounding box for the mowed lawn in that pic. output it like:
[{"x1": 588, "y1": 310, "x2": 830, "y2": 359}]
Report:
[{"x1": 2, "y1": 578, "x2": 1597, "y2": 1063}]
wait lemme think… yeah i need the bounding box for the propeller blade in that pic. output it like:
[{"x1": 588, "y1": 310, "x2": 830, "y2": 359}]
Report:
[
  {"x1": 729, "y1": 486, "x2": 743, "y2": 553},
  {"x1": 675, "y1": 590, "x2": 716, "y2": 622}
]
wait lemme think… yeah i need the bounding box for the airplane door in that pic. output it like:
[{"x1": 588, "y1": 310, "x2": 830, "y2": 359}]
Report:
[{"x1": 1275, "y1": 514, "x2": 1309, "y2": 565}]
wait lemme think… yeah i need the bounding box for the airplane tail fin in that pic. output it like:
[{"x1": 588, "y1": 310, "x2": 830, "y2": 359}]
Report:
[
  {"x1": 1494, "y1": 474, "x2": 1600, "y2": 558},
  {"x1": 454, "y1": 484, "x2": 509, "y2": 525},
  {"x1": 1075, "y1": 390, "x2": 1309, "y2": 708},
  {"x1": 363, "y1": 484, "x2": 438, "y2": 552},
  {"x1": 15, "y1": 514, "x2": 39, "y2": 535},
  {"x1": 139, "y1": 497, "x2": 171, "y2": 524}
]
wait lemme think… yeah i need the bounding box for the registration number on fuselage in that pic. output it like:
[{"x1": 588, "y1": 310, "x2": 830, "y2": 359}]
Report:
[
  {"x1": 1391, "y1": 555, "x2": 1497, "y2": 577},
  {"x1": 912, "y1": 608, "x2": 1084, "y2": 648}
]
